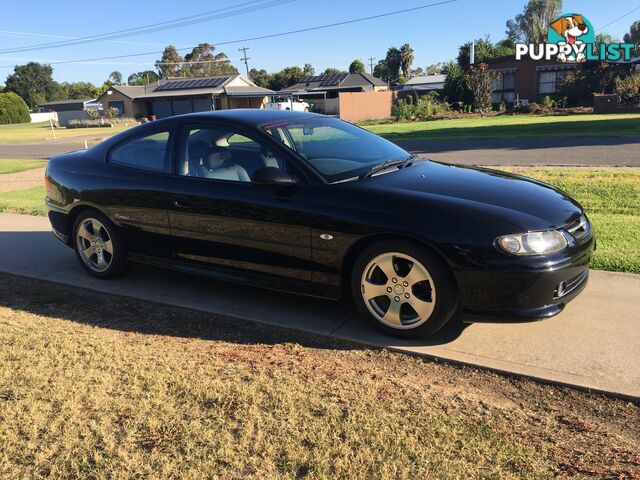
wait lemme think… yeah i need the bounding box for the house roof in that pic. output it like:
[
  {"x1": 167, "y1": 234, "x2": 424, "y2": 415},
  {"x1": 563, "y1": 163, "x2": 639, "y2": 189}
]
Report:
[
  {"x1": 280, "y1": 72, "x2": 387, "y2": 93},
  {"x1": 404, "y1": 74, "x2": 447, "y2": 86},
  {"x1": 97, "y1": 75, "x2": 273, "y2": 101},
  {"x1": 38, "y1": 98, "x2": 96, "y2": 107}
]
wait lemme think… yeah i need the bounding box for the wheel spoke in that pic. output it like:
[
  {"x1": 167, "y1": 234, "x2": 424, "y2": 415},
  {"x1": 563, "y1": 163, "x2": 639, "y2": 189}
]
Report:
[
  {"x1": 374, "y1": 254, "x2": 396, "y2": 282},
  {"x1": 78, "y1": 223, "x2": 93, "y2": 241},
  {"x1": 102, "y1": 239, "x2": 113, "y2": 254},
  {"x1": 406, "y1": 295, "x2": 435, "y2": 320},
  {"x1": 362, "y1": 281, "x2": 389, "y2": 301},
  {"x1": 402, "y1": 262, "x2": 428, "y2": 288},
  {"x1": 91, "y1": 220, "x2": 101, "y2": 236},
  {"x1": 383, "y1": 301, "x2": 402, "y2": 327},
  {"x1": 96, "y1": 252, "x2": 108, "y2": 269},
  {"x1": 80, "y1": 245, "x2": 93, "y2": 261}
]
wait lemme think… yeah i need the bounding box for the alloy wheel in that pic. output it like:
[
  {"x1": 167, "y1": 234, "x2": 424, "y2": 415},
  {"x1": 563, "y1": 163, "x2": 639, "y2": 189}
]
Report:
[
  {"x1": 75, "y1": 218, "x2": 114, "y2": 273},
  {"x1": 360, "y1": 252, "x2": 436, "y2": 329}
]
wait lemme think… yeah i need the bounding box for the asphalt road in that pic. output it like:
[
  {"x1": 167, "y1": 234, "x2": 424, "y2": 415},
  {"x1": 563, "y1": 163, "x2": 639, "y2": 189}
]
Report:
[
  {"x1": 398, "y1": 135, "x2": 640, "y2": 166},
  {"x1": 1, "y1": 135, "x2": 639, "y2": 166},
  {"x1": 1, "y1": 212, "x2": 638, "y2": 399}
]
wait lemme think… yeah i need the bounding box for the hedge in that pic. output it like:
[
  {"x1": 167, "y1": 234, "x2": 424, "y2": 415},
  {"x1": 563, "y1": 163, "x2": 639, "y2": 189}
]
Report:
[{"x1": 0, "y1": 92, "x2": 31, "y2": 125}]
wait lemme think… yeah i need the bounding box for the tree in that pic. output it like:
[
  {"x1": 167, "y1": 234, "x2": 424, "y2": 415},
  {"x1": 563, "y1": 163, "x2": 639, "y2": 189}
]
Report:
[
  {"x1": 457, "y1": 37, "x2": 514, "y2": 69},
  {"x1": 426, "y1": 63, "x2": 445, "y2": 75},
  {"x1": 349, "y1": 59, "x2": 365, "y2": 74},
  {"x1": 373, "y1": 59, "x2": 389, "y2": 82},
  {"x1": 464, "y1": 63, "x2": 497, "y2": 114},
  {"x1": 183, "y1": 43, "x2": 238, "y2": 77},
  {"x1": 59, "y1": 82, "x2": 100, "y2": 100},
  {"x1": 442, "y1": 61, "x2": 469, "y2": 104},
  {"x1": 4, "y1": 62, "x2": 60, "y2": 108},
  {"x1": 595, "y1": 32, "x2": 619, "y2": 44},
  {"x1": 505, "y1": 0, "x2": 563, "y2": 44},
  {"x1": 624, "y1": 21, "x2": 640, "y2": 56},
  {"x1": 614, "y1": 73, "x2": 640, "y2": 105},
  {"x1": 155, "y1": 45, "x2": 185, "y2": 78},
  {"x1": 249, "y1": 68, "x2": 273, "y2": 88},
  {"x1": 322, "y1": 67, "x2": 344, "y2": 75},
  {"x1": 0, "y1": 92, "x2": 30, "y2": 125},
  {"x1": 399, "y1": 43, "x2": 414, "y2": 78},
  {"x1": 385, "y1": 47, "x2": 401, "y2": 82},
  {"x1": 268, "y1": 66, "x2": 304, "y2": 91},
  {"x1": 128, "y1": 71, "x2": 160, "y2": 86},
  {"x1": 303, "y1": 63, "x2": 315, "y2": 76},
  {"x1": 412, "y1": 67, "x2": 425, "y2": 76},
  {"x1": 108, "y1": 71, "x2": 123, "y2": 85}
]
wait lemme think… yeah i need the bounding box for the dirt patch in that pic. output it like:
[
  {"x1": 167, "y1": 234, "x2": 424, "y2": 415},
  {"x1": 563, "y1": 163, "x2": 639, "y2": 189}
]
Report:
[{"x1": 0, "y1": 167, "x2": 45, "y2": 192}]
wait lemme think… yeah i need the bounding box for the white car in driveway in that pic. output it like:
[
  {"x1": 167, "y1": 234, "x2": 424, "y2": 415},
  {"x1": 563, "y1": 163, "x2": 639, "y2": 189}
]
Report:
[{"x1": 265, "y1": 98, "x2": 310, "y2": 112}]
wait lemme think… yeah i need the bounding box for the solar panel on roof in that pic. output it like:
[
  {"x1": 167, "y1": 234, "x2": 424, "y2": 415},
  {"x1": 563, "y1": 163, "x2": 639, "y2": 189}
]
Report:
[{"x1": 155, "y1": 76, "x2": 231, "y2": 92}]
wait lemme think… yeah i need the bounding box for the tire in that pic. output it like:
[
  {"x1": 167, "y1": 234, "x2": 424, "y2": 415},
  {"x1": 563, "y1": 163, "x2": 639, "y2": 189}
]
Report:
[
  {"x1": 72, "y1": 209, "x2": 129, "y2": 279},
  {"x1": 351, "y1": 240, "x2": 458, "y2": 338}
]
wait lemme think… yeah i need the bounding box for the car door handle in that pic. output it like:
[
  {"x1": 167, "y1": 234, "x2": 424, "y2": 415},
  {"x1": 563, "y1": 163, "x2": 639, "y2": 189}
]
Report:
[{"x1": 173, "y1": 199, "x2": 192, "y2": 209}]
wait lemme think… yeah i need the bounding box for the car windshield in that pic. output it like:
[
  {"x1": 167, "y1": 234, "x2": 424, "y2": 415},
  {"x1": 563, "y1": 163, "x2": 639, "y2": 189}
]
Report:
[{"x1": 262, "y1": 116, "x2": 411, "y2": 183}]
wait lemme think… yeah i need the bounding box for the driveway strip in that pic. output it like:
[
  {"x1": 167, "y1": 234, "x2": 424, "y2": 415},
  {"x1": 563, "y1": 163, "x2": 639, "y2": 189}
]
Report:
[{"x1": 0, "y1": 212, "x2": 638, "y2": 399}]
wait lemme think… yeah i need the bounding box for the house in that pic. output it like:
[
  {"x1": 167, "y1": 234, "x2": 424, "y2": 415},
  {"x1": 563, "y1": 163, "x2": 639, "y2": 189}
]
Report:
[
  {"x1": 38, "y1": 98, "x2": 101, "y2": 126},
  {"x1": 96, "y1": 74, "x2": 274, "y2": 120},
  {"x1": 279, "y1": 72, "x2": 388, "y2": 114},
  {"x1": 399, "y1": 74, "x2": 447, "y2": 92},
  {"x1": 485, "y1": 55, "x2": 579, "y2": 104}
]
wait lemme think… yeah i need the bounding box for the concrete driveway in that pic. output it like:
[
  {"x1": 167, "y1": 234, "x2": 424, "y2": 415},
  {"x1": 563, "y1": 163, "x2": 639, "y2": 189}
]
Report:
[{"x1": 1, "y1": 212, "x2": 638, "y2": 399}]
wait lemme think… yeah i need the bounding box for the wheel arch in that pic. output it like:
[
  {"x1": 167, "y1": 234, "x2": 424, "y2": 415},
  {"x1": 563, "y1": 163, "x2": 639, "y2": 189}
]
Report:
[{"x1": 339, "y1": 233, "x2": 458, "y2": 300}]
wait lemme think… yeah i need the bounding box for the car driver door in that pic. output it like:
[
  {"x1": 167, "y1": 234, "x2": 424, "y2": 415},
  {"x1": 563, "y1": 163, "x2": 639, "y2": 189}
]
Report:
[{"x1": 166, "y1": 122, "x2": 313, "y2": 284}]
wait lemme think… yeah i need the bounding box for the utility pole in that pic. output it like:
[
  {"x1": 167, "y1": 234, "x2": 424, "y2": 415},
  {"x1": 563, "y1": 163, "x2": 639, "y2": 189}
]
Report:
[
  {"x1": 368, "y1": 56, "x2": 376, "y2": 74},
  {"x1": 239, "y1": 46, "x2": 251, "y2": 77}
]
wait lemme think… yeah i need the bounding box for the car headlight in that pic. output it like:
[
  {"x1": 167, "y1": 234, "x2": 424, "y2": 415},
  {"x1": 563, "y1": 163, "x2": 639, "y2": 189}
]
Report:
[{"x1": 496, "y1": 230, "x2": 568, "y2": 256}]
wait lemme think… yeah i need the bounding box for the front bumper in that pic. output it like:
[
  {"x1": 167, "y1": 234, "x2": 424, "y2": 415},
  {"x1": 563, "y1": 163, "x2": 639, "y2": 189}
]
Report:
[{"x1": 455, "y1": 232, "x2": 594, "y2": 320}]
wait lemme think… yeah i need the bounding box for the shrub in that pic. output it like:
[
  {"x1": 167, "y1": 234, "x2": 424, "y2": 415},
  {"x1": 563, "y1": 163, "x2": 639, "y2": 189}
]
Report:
[
  {"x1": 614, "y1": 74, "x2": 640, "y2": 105},
  {"x1": 392, "y1": 92, "x2": 451, "y2": 121},
  {"x1": 463, "y1": 63, "x2": 497, "y2": 115},
  {"x1": 0, "y1": 92, "x2": 31, "y2": 125}
]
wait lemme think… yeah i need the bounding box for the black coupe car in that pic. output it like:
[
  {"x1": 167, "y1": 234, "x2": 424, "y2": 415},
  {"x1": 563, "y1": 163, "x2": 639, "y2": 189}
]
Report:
[{"x1": 45, "y1": 110, "x2": 594, "y2": 338}]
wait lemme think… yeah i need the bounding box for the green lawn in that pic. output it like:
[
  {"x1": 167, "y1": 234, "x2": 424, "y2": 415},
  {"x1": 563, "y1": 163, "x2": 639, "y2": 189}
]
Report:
[
  {"x1": 364, "y1": 114, "x2": 640, "y2": 140},
  {"x1": 0, "y1": 121, "x2": 132, "y2": 144},
  {"x1": 0, "y1": 158, "x2": 47, "y2": 174},
  {"x1": 0, "y1": 186, "x2": 46, "y2": 216},
  {"x1": 0, "y1": 168, "x2": 638, "y2": 273}
]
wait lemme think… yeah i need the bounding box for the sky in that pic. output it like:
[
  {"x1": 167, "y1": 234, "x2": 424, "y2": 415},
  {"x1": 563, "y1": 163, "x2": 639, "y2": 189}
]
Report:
[{"x1": 0, "y1": 0, "x2": 637, "y2": 85}]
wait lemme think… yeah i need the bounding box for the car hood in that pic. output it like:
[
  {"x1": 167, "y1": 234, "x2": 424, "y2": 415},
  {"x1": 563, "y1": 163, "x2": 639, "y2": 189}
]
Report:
[{"x1": 354, "y1": 160, "x2": 583, "y2": 231}]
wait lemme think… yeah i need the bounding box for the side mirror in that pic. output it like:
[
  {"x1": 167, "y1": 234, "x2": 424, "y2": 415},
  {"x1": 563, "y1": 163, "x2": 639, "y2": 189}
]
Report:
[{"x1": 251, "y1": 167, "x2": 298, "y2": 186}]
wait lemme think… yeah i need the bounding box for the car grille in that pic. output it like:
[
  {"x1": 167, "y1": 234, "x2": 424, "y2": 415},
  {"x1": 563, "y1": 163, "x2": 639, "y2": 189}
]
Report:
[{"x1": 565, "y1": 214, "x2": 589, "y2": 239}]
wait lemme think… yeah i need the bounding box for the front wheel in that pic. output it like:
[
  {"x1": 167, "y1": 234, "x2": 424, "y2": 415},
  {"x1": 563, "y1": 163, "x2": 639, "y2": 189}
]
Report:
[
  {"x1": 73, "y1": 210, "x2": 129, "y2": 279},
  {"x1": 351, "y1": 241, "x2": 458, "y2": 338}
]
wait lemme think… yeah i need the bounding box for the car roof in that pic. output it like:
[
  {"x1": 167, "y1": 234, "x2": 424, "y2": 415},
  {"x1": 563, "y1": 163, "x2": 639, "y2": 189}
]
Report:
[{"x1": 154, "y1": 109, "x2": 324, "y2": 128}]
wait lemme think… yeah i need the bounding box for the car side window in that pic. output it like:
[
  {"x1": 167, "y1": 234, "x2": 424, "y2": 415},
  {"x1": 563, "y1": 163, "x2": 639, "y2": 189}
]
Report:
[
  {"x1": 179, "y1": 125, "x2": 286, "y2": 182},
  {"x1": 109, "y1": 131, "x2": 170, "y2": 172}
]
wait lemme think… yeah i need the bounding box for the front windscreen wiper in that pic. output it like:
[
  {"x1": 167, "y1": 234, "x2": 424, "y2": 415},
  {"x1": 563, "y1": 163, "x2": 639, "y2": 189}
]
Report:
[{"x1": 361, "y1": 155, "x2": 416, "y2": 179}]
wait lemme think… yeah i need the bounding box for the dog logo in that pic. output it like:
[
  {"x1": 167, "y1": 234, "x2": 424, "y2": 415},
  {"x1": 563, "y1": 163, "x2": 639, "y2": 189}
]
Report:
[{"x1": 548, "y1": 13, "x2": 595, "y2": 62}]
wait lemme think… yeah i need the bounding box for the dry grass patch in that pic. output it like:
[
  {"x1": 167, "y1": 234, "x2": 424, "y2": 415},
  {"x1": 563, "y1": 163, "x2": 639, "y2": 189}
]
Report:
[{"x1": 0, "y1": 274, "x2": 638, "y2": 478}]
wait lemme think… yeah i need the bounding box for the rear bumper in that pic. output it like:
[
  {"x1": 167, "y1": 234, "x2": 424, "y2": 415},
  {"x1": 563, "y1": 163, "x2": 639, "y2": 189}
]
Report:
[
  {"x1": 46, "y1": 198, "x2": 71, "y2": 246},
  {"x1": 455, "y1": 233, "x2": 594, "y2": 320}
]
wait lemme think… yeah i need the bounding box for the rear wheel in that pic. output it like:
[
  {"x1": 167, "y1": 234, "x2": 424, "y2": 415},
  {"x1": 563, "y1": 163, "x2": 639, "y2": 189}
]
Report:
[
  {"x1": 73, "y1": 210, "x2": 128, "y2": 279},
  {"x1": 351, "y1": 241, "x2": 458, "y2": 338}
]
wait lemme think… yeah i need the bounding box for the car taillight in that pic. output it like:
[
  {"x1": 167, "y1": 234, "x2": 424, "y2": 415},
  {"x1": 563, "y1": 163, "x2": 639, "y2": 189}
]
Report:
[{"x1": 44, "y1": 174, "x2": 50, "y2": 191}]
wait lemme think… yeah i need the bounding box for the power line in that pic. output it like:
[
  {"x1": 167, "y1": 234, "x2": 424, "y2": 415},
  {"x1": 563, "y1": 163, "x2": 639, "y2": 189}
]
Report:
[
  {"x1": 0, "y1": 0, "x2": 293, "y2": 54},
  {"x1": 0, "y1": 0, "x2": 460, "y2": 68},
  {"x1": 239, "y1": 47, "x2": 251, "y2": 77},
  {"x1": 598, "y1": 5, "x2": 640, "y2": 31}
]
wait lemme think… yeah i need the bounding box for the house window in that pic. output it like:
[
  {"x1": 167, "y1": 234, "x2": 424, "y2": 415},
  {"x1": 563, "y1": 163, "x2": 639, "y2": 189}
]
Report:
[
  {"x1": 492, "y1": 72, "x2": 516, "y2": 103},
  {"x1": 538, "y1": 70, "x2": 569, "y2": 94}
]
